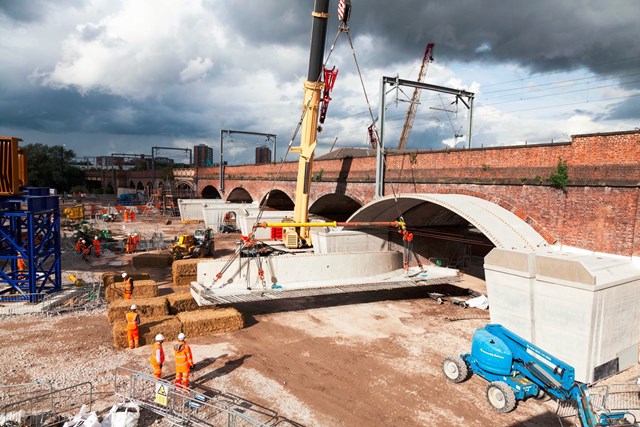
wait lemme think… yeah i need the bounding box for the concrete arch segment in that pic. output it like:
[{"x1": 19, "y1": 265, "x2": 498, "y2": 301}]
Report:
[{"x1": 349, "y1": 194, "x2": 548, "y2": 252}]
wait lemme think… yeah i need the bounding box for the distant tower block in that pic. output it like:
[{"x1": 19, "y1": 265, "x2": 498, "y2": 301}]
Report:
[{"x1": 255, "y1": 146, "x2": 271, "y2": 164}]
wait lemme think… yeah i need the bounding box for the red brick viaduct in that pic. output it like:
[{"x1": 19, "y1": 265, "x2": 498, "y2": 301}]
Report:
[{"x1": 87, "y1": 130, "x2": 640, "y2": 257}]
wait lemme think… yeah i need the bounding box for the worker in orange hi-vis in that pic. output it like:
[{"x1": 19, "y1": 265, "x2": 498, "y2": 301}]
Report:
[
  {"x1": 122, "y1": 272, "x2": 134, "y2": 299},
  {"x1": 150, "y1": 334, "x2": 165, "y2": 379},
  {"x1": 79, "y1": 239, "x2": 91, "y2": 261},
  {"x1": 173, "y1": 332, "x2": 195, "y2": 391},
  {"x1": 123, "y1": 209, "x2": 129, "y2": 222},
  {"x1": 130, "y1": 209, "x2": 136, "y2": 222},
  {"x1": 125, "y1": 304, "x2": 141, "y2": 349},
  {"x1": 125, "y1": 233, "x2": 133, "y2": 254},
  {"x1": 132, "y1": 232, "x2": 140, "y2": 252},
  {"x1": 93, "y1": 236, "x2": 101, "y2": 257}
]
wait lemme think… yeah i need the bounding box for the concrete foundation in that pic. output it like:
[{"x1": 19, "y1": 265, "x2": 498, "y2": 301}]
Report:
[
  {"x1": 313, "y1": 229, "x2": 391, "y2": 254},
  {"x1": 485, "y1": 247, "x2": 640, "y2": 383},
  {"x1": 201, "y1": 202, "x2": 259, "y2": 232}
]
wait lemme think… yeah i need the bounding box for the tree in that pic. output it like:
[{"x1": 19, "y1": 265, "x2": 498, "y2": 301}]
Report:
[{"x1": 23, "y1": 144, "x2": 84, "y2": 192}]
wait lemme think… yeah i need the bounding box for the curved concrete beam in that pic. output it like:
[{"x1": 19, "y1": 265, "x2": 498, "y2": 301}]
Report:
[{"x1": 348, "y1": 194, "x2": 548, "y2": 252}]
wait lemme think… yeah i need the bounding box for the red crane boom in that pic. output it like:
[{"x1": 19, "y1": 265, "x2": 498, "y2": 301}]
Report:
[{"x1": 398, "y1": 43, "x2": 435, "y2": 149}]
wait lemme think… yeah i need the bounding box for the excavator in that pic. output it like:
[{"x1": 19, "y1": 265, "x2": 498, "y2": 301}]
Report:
[{"x1": 443, "y1": 324, "x2": 639, "y2": 426}]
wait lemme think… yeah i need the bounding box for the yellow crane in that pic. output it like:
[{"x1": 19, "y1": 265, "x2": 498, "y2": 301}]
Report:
[{"x1": 398, "y1": 43, "x2": 435, "y2": 150}]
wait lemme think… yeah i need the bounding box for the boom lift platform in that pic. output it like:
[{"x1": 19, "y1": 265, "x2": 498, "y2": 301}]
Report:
[{"x1": 443, "y1": 324, "x2": 640, "y2": 426}]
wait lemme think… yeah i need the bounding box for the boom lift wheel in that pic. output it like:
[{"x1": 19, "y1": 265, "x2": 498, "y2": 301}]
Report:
[
  {"x1": 442, "y1": 355, "x2": 469, "y2": 383},
  {"x1": 486, "y1": 381, "x2": 516, "y2": 413}
]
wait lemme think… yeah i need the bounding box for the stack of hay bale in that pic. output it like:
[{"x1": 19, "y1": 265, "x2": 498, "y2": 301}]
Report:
[{"x1": 104, "y1": 272, "x2": 243, "y2": 349}]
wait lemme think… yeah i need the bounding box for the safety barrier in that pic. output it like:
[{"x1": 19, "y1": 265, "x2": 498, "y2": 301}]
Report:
[
  {"x1": 0, "y1": 293, "x2": 52, "y2": 315},
  {"x1": 0, "y1": 381, "x2": 53, "y2": 408},
  {"x1": 0, "y1": 382, "x2": 93, "y2": 427},
  {"x1": 114, "y1": 367, "x2": 299, "y2": 426}
]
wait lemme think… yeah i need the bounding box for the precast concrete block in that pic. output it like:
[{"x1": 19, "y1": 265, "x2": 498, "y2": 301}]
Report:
[
  {"x1": 313, "y1": 229, "x2": 390, "y2": 254},
  {"x1": 483, "y1": 248, "x2": 536, "y2": 340},
  {"x1": 534, "y1": 251, "x2": 640, "y2": 383}
]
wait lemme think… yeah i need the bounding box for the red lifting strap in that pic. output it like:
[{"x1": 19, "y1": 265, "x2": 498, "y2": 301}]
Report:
[{"x1": 320, "y1": 67, "x2": 339, "y2": 124}]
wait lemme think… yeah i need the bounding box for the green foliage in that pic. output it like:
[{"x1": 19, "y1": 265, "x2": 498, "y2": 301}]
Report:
[
  {"x1": 409, "y1": 153, "x2": 418, "y2": 165},
  {"x1": 23, "y1": 144, "x2": 84, "y2": 192},
  {"x1": 312, "y1": 169, "x2": 324, "y2": 182},
  {"x1": 549, "y1": 157, "x2": 569, "y2": 191}
]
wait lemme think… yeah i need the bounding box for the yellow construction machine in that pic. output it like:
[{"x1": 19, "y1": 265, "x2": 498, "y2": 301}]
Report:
[
  {"x1": 171, "y1": 228, "x2": 215, "y2": 260},
  {"x1": 63, "y1": 204, "x2": 85, "y2": 220}
]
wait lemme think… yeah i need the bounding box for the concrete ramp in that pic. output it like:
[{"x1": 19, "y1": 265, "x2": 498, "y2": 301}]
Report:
[{"x1": 485, "y1": 247, "x2": 640, "y2": 383}]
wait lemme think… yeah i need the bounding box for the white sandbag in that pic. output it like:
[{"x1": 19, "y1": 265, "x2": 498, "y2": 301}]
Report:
[
  {"x1": 0, "y1": 410, "x2": 25, "y2": 425},
  {"x1": 102, "y1": 401, "x2": 140, "y2": 427},
  {"x1": 466, "y1": 294, "x2": 489, "y2": 310},
  {"x1": 63, "y1": 404, "x2": 100, "y2": 427}
]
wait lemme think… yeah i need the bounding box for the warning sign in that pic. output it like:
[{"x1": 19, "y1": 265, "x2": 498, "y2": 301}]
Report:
[{"x1": 155, "y1": 383, "x2": 168, "y2": 406}]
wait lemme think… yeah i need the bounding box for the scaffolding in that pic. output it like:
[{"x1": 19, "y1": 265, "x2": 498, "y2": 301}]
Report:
[{"x1": 0, "y1": 188, "x2": 62, "y2": 303}]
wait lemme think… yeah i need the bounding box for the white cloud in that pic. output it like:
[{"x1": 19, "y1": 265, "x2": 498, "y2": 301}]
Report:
[{"x1": 180, "y1": 57, "x2": 213, "y2": 82}]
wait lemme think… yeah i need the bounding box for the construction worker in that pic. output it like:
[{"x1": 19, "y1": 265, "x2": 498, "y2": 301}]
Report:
[
  {"x1": 173, "y1": 332, "x2": 194, "y2": 391},
  {"x1": 132, "y1": 232, "x2": 140, "y2": 252},
  {"x1": 93, "y1": 236, "x2": 101, "y2": 257},
  {"x1": 125, "y1": 233, "x2": 133, "y2": 254},
  {"x1": 125, "y1": 304, "x2": 141, "y2": 349},
  {"x1": 150, "y1": 334, "x2": 165, "y2": 379},
  {"x1": 78, "y1": 239, "x2": 91, "y2": 261},
  {"x1": 123, "y1": 209, "x2": 129, "y2": 222},
  {"x1": 130, "y1": 209, "x2": 136, "y2": 222},
  {"x1": 122, "y1": 272, "x2": 134, "y2": 299}
]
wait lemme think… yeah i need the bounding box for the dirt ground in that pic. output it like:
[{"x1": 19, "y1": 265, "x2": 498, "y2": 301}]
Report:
[{"x1": 2, "y1": 215, "x2": 640, "y2": 426}]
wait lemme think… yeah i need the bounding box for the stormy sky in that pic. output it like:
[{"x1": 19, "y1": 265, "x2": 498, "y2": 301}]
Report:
[{"x1": 1, "y1": 0, "x2": 638, "y2": 164}]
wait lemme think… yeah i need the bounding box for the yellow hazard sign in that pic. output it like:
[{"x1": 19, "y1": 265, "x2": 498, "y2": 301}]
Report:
[{"x1": 155, "y1": 382, "x2": 168, "y2": 406}]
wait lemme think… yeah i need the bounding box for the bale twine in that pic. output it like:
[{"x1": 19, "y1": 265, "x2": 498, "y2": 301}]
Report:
[
  {"x1": 166, "y1": 292, "x2": 200, "y2": 314},
  {"x1": 172, "y1": 259, "x2": 200, "y2": 287},
  {"x1": 106, "y1": 279, "x2": 158, "y2": 302},
  {"x1": 107, "y1": 296, "x2": 169, "y2": 323},
  {"x1": 177, "y1": 308, "x2": 243, "y2": 338},
  {"x1": 113, "y1": 315, "x2": 182, "y2": 349},
  {"x1": 132, "y1": 253, "x2": 173, "y2": 269}
]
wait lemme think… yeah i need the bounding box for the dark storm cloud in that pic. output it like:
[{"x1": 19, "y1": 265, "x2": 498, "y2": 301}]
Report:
[{"x1": 224, "y1": 0, "x2": 639, "y2": 77}]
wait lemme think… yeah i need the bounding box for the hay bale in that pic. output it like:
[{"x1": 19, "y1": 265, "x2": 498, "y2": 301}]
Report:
[
  {"x1": 105, "y1": 279, "x2": 158, "y2": 302},
  {"x1": 113, "y1": 316, "x2": 182, "y2": 349},
  {"x1": 177, "y1": 308, "x2": 243, "y2": 338},
  {"x1": 132, "y1": 253, "x2": 173, "y2": 269},
  {"x1": 172, "y1": 259, "x2": 200, "y2": 287},
  {"x1": 107, "y1": 296, "x2": 169, "y2": 323},
  {"x1": 166, "y1": 292, "x2": 200, "y2": 314}
]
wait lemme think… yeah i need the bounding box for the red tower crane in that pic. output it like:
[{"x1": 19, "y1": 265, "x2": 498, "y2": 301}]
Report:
[{"x1": 397, "y1": 43, "x2": 435, "y2": 149}]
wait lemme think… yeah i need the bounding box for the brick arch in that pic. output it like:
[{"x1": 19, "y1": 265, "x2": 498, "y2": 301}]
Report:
[
  {"x1": 226, "y1": 187, "x2": 253, "y2": 203},
  {"x1": 434, "y1": 187, "x2": 556, "y2": 244},
  {"x1": 310, "y1": 192, "x2": 364, "y2": 222}
]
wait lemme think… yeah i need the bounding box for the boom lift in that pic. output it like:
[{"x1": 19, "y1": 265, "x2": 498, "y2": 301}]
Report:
[{"x1": 443, "y1": 324, "x2": 638, "y2": 426}]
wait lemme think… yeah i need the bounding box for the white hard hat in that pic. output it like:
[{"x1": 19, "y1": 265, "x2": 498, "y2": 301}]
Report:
[
  {"x1": 178, "y1": 332, "x2": 186, "y2": 341},
  {"x1": 130, "y1": 304, "x2": 137, "y2": 310},
  {"x1": 82, "y1": 239, "x2": 86, "y2": 244},
  {"x1": 155, "y1": 334, "x2": 164, "y2": 342},
  {"x1": 122, "y1": 272, "x2": 127, "y2": 278},
  {"x1": 95, "y1": 236, "x2": 99, "y2": 240}
]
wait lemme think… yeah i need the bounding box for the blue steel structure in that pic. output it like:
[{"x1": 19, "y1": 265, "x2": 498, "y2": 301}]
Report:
[{"x1": 0, "y1": 187, "x2": 62, "y2": 303}]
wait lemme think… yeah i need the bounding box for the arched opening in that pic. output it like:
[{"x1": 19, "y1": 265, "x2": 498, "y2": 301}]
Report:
[
  {"x1": 201, "y1": 185, "x2": 222, "y2": 199},
  {"x1": 129, "y1": 181, "x2": 135, "y2": 189},
  {"x1": 260, "y1": 189, "x2": 294, "y2": 210},
  {"x1": 136, "y1": 181, "x2": 144, "y2": 191},
  {"x1": 310, "y1": 194, "x2": 362, "y2": 222},
  {"x1": 227, "y1": 187, "x2": 253, "y2": 203},
  {"x1": 346, "y1": 194, "x2": 547, "y2": 279},
  {"x1": 175, "y1": 181, "x2": 196, "y2": 199}
]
